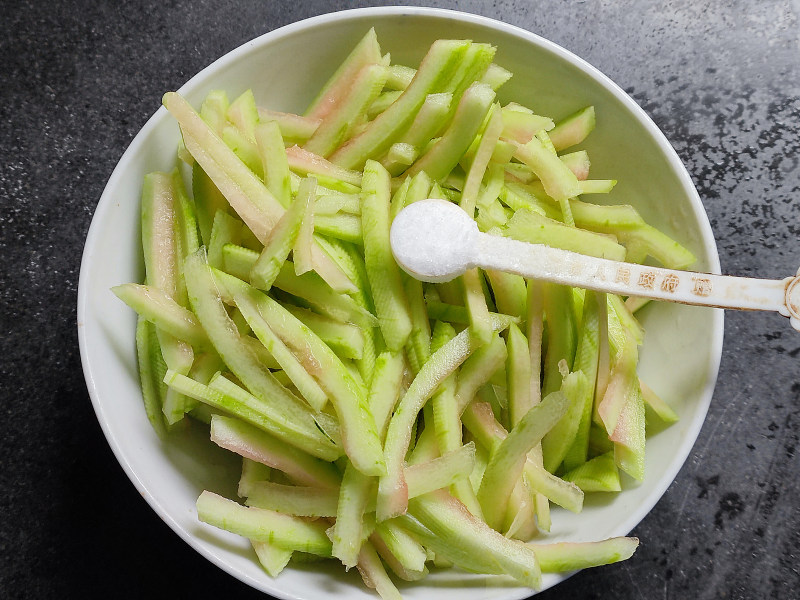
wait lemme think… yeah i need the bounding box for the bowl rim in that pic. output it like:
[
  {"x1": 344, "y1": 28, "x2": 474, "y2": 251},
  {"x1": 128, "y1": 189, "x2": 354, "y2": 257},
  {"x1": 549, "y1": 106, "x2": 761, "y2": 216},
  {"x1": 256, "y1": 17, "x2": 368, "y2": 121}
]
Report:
[{"x1": 77, "y1": 5, "x2": 724, "y2": 598}]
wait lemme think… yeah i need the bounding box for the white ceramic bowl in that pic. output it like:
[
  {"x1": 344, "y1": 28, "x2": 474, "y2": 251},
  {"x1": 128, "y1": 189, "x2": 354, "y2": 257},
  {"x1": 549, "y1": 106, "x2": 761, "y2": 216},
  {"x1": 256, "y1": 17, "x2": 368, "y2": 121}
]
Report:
[{"x1": 78, "y1": 6, "x2": 723, "y2": 599}]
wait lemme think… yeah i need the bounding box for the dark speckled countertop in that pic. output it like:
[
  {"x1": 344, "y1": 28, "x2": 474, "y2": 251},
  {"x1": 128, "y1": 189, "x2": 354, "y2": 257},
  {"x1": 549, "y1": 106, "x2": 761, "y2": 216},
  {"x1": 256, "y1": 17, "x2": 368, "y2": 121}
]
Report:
[{"x1": 1, "y1": 1, "x2": 798, "y2": 598}]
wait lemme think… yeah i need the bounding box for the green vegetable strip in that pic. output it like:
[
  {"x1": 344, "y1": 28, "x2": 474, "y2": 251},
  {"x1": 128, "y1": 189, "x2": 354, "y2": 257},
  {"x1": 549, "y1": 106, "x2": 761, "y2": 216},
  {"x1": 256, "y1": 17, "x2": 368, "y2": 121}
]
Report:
[
  {"x1": 314, "y1": 214, "x2": 362, "y2": 244},
  {"x1": 329, "y1": 39, "x2": 471, "y2": 170},
  {"x1": 251, "y1": 541, "x2": 293, "y2": 577},
  {"x1": 427, "y1": 323, "x2": 483, "y2": 516},
  {"x1": 304, "y1": 28, "x2": 382, "y2": 121},
  {"x1": 227, "y1": 90, "x2": 259, "y2": 141},
  {"x1": 562, "y1": 291, "x2": 602, "y2": 471},
  {"x1": 246, "y1": 481, "x2": 339, "y2": 517},
  {"x1": 504, "y1": 477, "x2": 538, "y2": 540},
  {"x1": 512, "y1": 135, "x2": 581, "y2": 203},
  {"x1": 454, "y1": 333, "x2": 507, "y2": 415},
  {"x1": 506, "y1": 322, "x2": 532, "y2": 427},
  {"x1": 500, "y1": 108, "x2": 554, "y2": 143},
  {"x1": 407, "y1": 490, "x2": 542, "y2": 588},
  {"x1": 368, "y1": 351, "x2": 406, "y2": 441},
  {"x1": 560, "y1": 150, "x2": 591, "y2": 180},
  {"x1": 238, "y1": 288, "x2": 384, "y2": 476},
  {"x1": 530, "y1": 536, "x2": 638, "y2": 573},
  {"x1": 454, "y1": 104, "x2": 503, "y2": 352},
  {"x1": 426, "y1": 300, "x2": 519, "y2": 329},
  {"x1": 387, "y1": 176, "x2": 411, "y2": 222},
  {"x1": 199, "y1": 89, "x2": 230, "y2": 134},
  {"x1": 597, "y1": 331, "x2": 638, "y2": 435},
  {"x1": 210, "y1": 414, "x2": 341, "y2": 489},
  {"x1": 463, "y1": 268, "x2": 493, "y2": 347},
  {"x1": 221, "y1": 243, "x2": 258, "y2": 280},
  {"x1": 619, "y1": 223, "x2": 696, "y2": 269},
  {"x1": 477, "y1": 391, "x2": 569, "y2": 530},
  {"x1": 140, "y1": 171, "x2": 194, "y2": 424},
  {"x1": 305, "y1": 64, "x2": 388, "y2": 157},
  {"x1": 402, "y1": 274, "x2": 431, "y2": 375},
  {"x1": 626, "y1": 295, "x2": 651, "y2": 314},
  {"x1": 361, "y1": 160, "x2": 413, "y2": 351},
  {"x1": 331, "y1": 461, "x2": 376, "y2": 568},
  {"x1": 407, "y1": 83, "x2": 496, "y2": 181},
  {"x1": 611, "y1": 385, "x2": 646, "y2": 480},
  {"x1": 113, "y1": 284, "x2": 209, "y2": 349},
  {"x1": 561, "y1": 452, "x2": 621, "y2": 492},
  {"x1": 430, "y1": 326, "x2": 458, "y2": 454},
  {"x1": 356, "y1": 540, "x2": 403, "y2": 600},
  {"x1": 512, "y1": 184, "x2": 695, "y2": 268},
  {"x1": 499, "y1": 182, "x2": 551, "y2": 214},
  {"x1": 541, "y1": 370, "x2": 589, "y2": 473},
  {"x1": 504, "y1": 209, "x2": 628, "y2": 262},
  {"x1": 371, "y1": 522, "x2": 427, "y2": 581},
  {"x1": 182, "y1": 252, "x2": 340, "y2": 456},
  {"x1": 542, "y1": 283, "x2": 578, "y2": 397},
  {"x1": 515, "y1": 186, "x2": 640, "y2": 226},
  {"x1": 292, "y1": 177, "x2": 317, "y2": 276},
  {"x1": 196, "y1": 491, "x2": 332, "y2": 556},
  {"x1": 141, "y1": 172, "x2": 192, "y2": 359},
  {"x1": 163, "y1": 92, "x2": 281, "y2": 241},
  {"x1": 208, "y1": 210, "x2": 244, "y2": 270},
  {"x1": 480, "y1": 63, "x2": 513, "y2": 90},
  {"x1": 485, "y1": 252, "x2": 527, "y2": 322},
  {"x1": 270, "y1": 260, "x2": 376, "y2": 326},
  {"x1": 578, "y1": 179, "x2": 617, "y2": 195},
  {"x1": 167, "y1": 369, "x2": 340, "y2": 460},
  {"x1": 588, "y1": 422, "x2": 614, "y2": 456},
  {"x1": 548, "y1": 106, "x2": 596, "y2": 152},
  {"x1": 523, "y1": 459, "x2": 584, "y2": 513},
  {"x1": 608, "y1": 292, "x2": 644, "y2": 344},
  {"x1": 594, "y1": 292, "x2": 611, "y2": 421},
  {"x1": 462, "y1": 401, "x2": 584, "y2": 512},
  {"x1": 172, "y1": 169, "x2": 200, "y2": 259},
  {"x1": 166, "y1": 92, "x2": 355, "y2": 293},
  {"x1": 460, "y1": 104, "x2": 503, "y2": 216},
  {"x1": 403, "y1": 170, "x2": 433, "y2": 206},
  {"x1": 639, "y1": 379, "x2": 679, "y2": 423},
  {"x1": 381, "y1": 93, "x2": 453, "y2": 176},
  {"x1": 249, "y1": 189, "x2": 307, "y2": 291},
  {"x1": 378, "y1": 328, "x2": 475, "y2": 521},
  {"x1": 384, "y1": 142, "x2": 416, "y2": 167},
  {"x1": 233, "y1": 291, "x2": 328, "y2": 411},
  {"x1": 257, "y1": 108, "x2": 320, "y2": 142},
  {"x1": 255, "y1": 121, "x2": 292, "y2": 208},
  {"x1": 404, "y1": 442, "x2": 476, "y2": 499},
  {"x1": 309, "y1": 237, "x2": 378, "y2": 383},
  {"x1": 192, "y1": 163, "x2": 229, "y2": 247},
  {"x1": 222, "y1": 125, "x2": 264, "y2": 178},
  {"x1": 385, "y1": 64, "x2": 416, "y2": 90},
  {"x1": 283, "y1": 304, "x2": 364, "y2": 360},
  {"x1": 238, "y1": 457, "x2": 271, "y2": 498},
  {"x1": 211, "y1": 369, "x2": 340, "y2": 437},
  {"x1": 285, "y1": 145, "x2": 363, "y2": 187},
  {"x1": 315, "y1": 193, "x2": 361, "y2": 215},
  {"x1": 135, "y1": 317, "x2": 167, "y2": 437},
  {"x1": 438, "y1": 43, "x2": 495, "y2": 116}
]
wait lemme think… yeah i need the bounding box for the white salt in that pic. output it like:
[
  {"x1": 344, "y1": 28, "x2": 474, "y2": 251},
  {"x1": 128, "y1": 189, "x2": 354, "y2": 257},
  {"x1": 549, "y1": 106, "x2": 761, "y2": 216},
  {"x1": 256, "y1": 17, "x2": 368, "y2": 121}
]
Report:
[{"x1": 390, "y1": 199, "x2": 478, "y2": 282}]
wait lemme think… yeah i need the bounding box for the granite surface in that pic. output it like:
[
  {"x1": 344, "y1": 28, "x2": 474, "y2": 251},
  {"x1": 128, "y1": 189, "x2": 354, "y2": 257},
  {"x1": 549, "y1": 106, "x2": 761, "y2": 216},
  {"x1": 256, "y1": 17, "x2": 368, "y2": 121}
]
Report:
[{"x1": 1, "y1": 0, "x2": 799, "y2": 598}]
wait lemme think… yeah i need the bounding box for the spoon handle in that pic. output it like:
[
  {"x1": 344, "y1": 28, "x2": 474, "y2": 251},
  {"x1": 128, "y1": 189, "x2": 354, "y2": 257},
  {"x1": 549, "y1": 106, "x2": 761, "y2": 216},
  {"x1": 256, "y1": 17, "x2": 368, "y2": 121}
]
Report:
[{"x1": 476, "y1": 233, "x2": 800, "y2": 330}]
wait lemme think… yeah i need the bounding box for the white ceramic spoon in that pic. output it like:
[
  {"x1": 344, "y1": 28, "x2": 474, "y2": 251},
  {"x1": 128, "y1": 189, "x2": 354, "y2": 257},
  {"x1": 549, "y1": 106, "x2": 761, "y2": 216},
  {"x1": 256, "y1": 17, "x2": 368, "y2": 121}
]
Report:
[{"x1": 390, "y1": 199, "x2": 800, "y2": 331}]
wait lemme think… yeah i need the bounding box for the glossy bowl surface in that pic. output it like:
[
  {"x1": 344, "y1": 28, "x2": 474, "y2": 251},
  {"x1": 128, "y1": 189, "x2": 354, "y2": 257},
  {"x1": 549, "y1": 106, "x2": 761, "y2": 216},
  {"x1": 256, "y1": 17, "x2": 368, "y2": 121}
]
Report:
[{"x1": 78, "y1": 7, "x2": 723, "y2": 598}]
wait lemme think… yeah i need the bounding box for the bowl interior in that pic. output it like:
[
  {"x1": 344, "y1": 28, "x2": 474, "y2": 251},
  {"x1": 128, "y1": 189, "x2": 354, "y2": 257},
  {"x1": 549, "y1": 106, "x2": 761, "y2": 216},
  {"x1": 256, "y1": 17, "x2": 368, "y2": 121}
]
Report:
[{"x1": 78, "y1": 8, "x2": 722, "y2": 600}]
